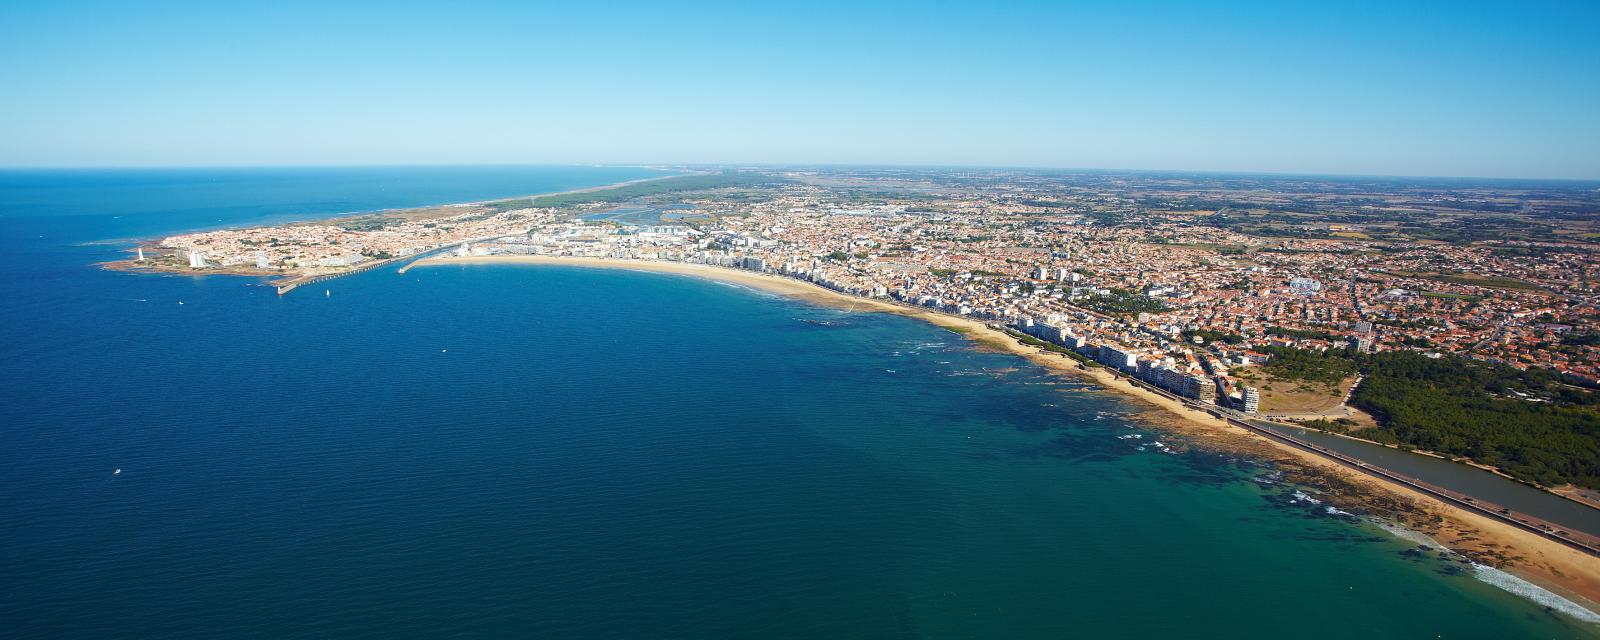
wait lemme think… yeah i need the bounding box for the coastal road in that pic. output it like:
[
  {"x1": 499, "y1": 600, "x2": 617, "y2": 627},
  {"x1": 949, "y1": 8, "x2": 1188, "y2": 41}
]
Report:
[{"x1": 1080, "y1": 350, "x2": 1600, "y2": 557}]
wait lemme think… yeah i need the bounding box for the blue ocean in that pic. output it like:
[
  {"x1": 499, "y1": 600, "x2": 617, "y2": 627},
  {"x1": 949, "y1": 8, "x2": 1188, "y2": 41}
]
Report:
[{"x1": 1, "y1": 167, "x2": 1594, "y2": 638}]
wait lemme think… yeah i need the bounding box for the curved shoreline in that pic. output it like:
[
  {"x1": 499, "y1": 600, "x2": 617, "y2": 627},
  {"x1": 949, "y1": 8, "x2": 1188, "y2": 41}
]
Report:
[
  {"x1": 407, "y1": 253, "x2": 1600, "y2": 616},
  {"x1": 98, "y1": 170, "x2": 691, "y2": 287}
]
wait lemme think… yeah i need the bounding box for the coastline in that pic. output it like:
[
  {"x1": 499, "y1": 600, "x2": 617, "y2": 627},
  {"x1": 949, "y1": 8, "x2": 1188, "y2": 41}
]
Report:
[
  {"x1": 460, "y1": 169, "x2": 694, "y2": 207},
  {"x1": 409, "y1": 254, "x2": 1600, "y2": 615},
  {"x1": 97, "y1": 169, "x2": 694, "y2": 289}
]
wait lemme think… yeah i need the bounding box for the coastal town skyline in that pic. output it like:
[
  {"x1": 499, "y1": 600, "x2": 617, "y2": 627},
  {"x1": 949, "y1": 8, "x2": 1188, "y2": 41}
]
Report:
[
  {"x1": 11, "y1": 161, "x2": 1600, "y2": 636},
  {"x1": 120, "y1": 166, "x2": 1600, "y2": 469}
]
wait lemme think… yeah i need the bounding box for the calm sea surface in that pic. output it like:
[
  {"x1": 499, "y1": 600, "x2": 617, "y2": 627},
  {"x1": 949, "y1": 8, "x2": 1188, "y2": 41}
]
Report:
[{"x1": 1, "y1": 167, "x2": 1595, "y2": 638}]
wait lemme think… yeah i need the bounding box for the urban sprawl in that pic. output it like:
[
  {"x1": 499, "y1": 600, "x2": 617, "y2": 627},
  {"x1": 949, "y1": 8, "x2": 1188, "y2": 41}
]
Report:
[{"x1": 136, "y1": 169, "x2": 1600, "y2": 418}]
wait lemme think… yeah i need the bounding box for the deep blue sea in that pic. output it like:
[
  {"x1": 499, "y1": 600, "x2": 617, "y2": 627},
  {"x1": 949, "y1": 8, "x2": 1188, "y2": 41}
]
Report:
[{"x1": 1, "y1": 167, "x2": 1596, "y2": 638}]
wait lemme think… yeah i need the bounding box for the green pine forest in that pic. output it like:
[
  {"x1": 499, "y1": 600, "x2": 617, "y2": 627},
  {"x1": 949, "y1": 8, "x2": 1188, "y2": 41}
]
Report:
[{"x1": 1262, "y1": 347, "x2": 1600, "y2": 489}]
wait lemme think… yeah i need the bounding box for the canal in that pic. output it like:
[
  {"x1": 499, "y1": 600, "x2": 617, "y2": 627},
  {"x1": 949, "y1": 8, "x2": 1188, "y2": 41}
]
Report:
[{"x1": 1252, "y1": 420, "x2": 1600, "y2": 535}]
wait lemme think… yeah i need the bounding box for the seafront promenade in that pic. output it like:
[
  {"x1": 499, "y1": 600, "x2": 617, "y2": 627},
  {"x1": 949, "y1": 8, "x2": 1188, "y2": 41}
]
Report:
[
  {"x1": 1114, "y1": 365, "x2": 1600, "y2": 557},
  {"x1": 991, "y1": 317, "x2": 1600, "y2": 557},
  {"x1": 1235, "y1": 416, "x2": 1600, "y2": 555}
]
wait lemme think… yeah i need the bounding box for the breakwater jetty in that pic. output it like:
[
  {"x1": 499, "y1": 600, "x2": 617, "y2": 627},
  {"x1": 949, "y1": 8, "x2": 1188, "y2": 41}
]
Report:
[
  {"x1": 275, "y1": 243, "x2": 472, "y2": 295},
  {"x1": 273, "y1": 255, "x2": 400, "y2": 295}
]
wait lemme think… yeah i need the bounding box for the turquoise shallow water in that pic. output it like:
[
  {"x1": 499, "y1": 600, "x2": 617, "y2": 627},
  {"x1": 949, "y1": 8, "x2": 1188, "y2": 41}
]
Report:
[{"x1": 1, "y1": 168, "x2": 1596, "y2": 638}]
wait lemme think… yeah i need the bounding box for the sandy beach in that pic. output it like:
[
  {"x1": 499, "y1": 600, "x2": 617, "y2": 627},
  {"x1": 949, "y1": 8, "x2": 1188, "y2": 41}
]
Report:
[
  {"x1": 464, "y1": 170, "x2": 691, "y2": 206},
  {"x1": 409, "y1": 253, "x2": 1600, "y2": 613}
]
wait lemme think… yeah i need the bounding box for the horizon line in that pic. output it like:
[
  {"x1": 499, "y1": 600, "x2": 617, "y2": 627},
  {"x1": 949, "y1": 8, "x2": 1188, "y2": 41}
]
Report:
[{"x1": 1, "y1": 162, "x2": 1597, "y2": 184}]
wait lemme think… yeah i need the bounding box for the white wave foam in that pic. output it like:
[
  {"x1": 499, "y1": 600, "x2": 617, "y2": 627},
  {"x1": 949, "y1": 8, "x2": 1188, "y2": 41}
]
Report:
[
  {"x1": 1367, "y1": 519, "x2": 1600, "y2": 623},
  {"x1": 709, "y1": 280, "x2": 780, "y2": 298},
  {"x1": 1472, "y1": 564, "x2": 1600, "y2": 623},
  {"x1": 1369, "y1": 519, "x2": 1437, "y2": 547}
]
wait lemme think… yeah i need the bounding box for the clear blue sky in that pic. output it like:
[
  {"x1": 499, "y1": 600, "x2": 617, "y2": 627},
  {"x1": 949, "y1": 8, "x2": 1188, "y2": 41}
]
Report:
[{"x1": 2, "y1": 0, "x2": 1597, "y2": 178}]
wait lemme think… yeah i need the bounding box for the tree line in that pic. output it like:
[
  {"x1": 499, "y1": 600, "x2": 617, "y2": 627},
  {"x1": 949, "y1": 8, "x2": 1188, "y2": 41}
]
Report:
[{"x1": 1263, "y1": 347, "x2": 1600, "y2": 488}]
